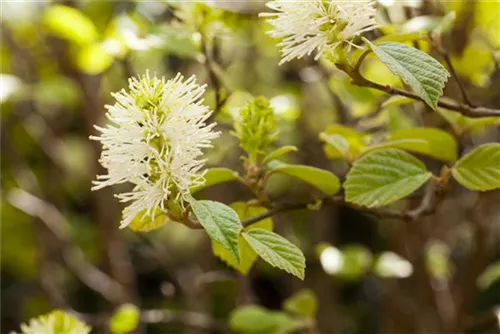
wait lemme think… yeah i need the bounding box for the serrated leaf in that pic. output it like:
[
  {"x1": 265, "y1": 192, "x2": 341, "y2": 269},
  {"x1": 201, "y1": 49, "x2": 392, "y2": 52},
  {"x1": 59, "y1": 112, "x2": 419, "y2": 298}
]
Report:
[
  {"x1": 320, "y1": 124, "x2": 366, "y2": 160},
  {"x1": 190, "y1": 200, "x2": 242, "y2": 262},
  {"x1": 212, "y1": 202, "x2": 273, "y2": 274},
  {"x1": 369, "y1": 42, "x2": 450, "y2": 109},
  {"x1": 190, "y1": 168, "x2": 239, "y2": 194},
  {"x1": 283, "y1": 289, "x2": 318, "y2": 318},
  {"x1": 263, "y1": 146, "x2": 298, "y2": 164},
  {"x1": 243, "y1": 228, "x2": 306, "y2": 280},
  {"x1": 267, "y1": 162, "x2": 340, "y2": 196},
  {"x1": 110, "y1": 304, "x2": 140, "y2": 334},
  {"x1": 344, "y1": 149, "x2": 432, "y2": 207},
  {"x1": 43, "y1": 5, "x2": 99, "y2": 45},
  {"x1": 362, "y1": 128, "x2": 458, "y2": 162},
  {"x1": 451, "y1": 143, "x2": 500, "y2": 191}
]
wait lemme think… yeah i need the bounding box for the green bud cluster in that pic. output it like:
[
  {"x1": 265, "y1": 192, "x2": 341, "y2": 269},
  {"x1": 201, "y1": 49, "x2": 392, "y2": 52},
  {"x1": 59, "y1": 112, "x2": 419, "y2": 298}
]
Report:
[{"x1": 232, "y1": 97, "x2": 279, "y2": 162}]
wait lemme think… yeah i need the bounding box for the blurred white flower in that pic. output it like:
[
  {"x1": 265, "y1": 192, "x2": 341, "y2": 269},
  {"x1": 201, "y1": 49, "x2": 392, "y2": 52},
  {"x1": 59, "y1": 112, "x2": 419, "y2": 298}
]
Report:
[
  {"x1": 375, "y1": 252, "x2": 413, "y2": 278},
  {"x1": 320, "y1": 246, "x2": 344, "y2": 274},
  {"x1": 91, "y1": 72, "x2": 219, "y2": 228},
  {"x1": 15, "y1": 310, "x2": 90, "y2": 334},
  {"x1": 260, "y1": 0, "x2": 378, "y2": 64}
]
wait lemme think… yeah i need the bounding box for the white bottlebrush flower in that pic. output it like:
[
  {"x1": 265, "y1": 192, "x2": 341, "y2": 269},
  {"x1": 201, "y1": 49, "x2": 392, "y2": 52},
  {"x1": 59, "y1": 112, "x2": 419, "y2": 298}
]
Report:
[
  {"x1": 15, "y1": 310, "x2": 91, "y2": 334},
  {"x1": 91, "y1": 72, "x2": 219, "y2": 228},
  {"x1": 260, "y1": 0, "x2": 378, "y2": 64}
]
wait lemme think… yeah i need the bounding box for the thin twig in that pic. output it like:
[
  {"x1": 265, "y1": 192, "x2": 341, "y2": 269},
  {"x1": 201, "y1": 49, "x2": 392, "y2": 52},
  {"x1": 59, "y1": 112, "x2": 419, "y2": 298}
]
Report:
[
  {"x1": 336, "y1": 63, "x2": 500, "y2": 118},
  {"x1": 7, "y1": 188, "x2": 126, "y2": 304},
  {"x1": 201, "y1": 38, "x2": 228, "y2": 123}
]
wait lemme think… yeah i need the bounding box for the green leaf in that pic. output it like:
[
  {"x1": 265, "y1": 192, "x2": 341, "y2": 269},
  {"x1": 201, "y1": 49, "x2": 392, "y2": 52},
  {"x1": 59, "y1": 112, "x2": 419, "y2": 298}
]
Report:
[
  {"x1": 320, "y1": 124, "x2": 366, "y2": 160},
  {"x1": 338, "y1": 245, "x2": 373, "y2": 280},
  {"x1": 362, "y1": 128, "x2": 458, "y2": 162},
  {"x1": 381, "y1": 96, "x2": 415, "y2": 109},
  {"x1": 319, "y1": 133, "x2": 349, "y2": 158},
  {"x1": 229, "y1": 306, "x2": 306, "y2": 334},
  {"x1": 477, "y1": 261, "x2": 500, "y2": 290},
  {"x1": 451, "y1": 143, "x2": 500, "y2": 191},
  {"x1": 190, "y1": 200, "x2": 242, "y2": 262},
  {"x1": 109, "y1": 304, "x2": 140, "y2": 334},
  {"x1": 267, "y1": 162, "x2": 340, "y2": 196},
  {"x1": 369, "y1": 42, "x2": 450, "y2": 109},
  {"x1": 344, "y1": 149, "x2": 432, "y2": 207},
  {"x1": 283, "y1": 289, "x2": 318, "y2": 318},
  {"x1": 437, "y1": 108, "x2": 500, "y2": 135},
  {"x1": 128, "y1": 212, "x2": 169, "y2": 232},
  {"x1": 190, "y1": 168, "x2": 239, "y2": 194},
  {"x1": 263, "y1": 146, "x2": 298, "y2": 164},
  {"x1": 243, "y1": 228, "x2": 306, "y2": 280},
  {"x1": 43, "y1": 5, "x2": 99, "y2": 45},
  {"x1": 75, "y1": 43, "x2": 114, "y2": 75},
  {"x1": 229, "y1": 306, "x2": 277, "y2": 333},
  {"x1": 212, "y1": 202, "x2": 273, "y2": 274}
]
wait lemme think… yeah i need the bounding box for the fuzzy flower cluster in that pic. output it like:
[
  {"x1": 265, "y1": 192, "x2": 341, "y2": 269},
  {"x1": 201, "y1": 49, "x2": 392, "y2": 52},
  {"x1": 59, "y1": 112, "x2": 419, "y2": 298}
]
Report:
[
  {"x1": 261, "y1": 0, "x2": 378, "y2": 64},
  {"x1": 92, "y1": 72, "x2": 219, "y2": 228},
  {"x1": 14, "y1": 310, "x2": 91, "y2": 334}
]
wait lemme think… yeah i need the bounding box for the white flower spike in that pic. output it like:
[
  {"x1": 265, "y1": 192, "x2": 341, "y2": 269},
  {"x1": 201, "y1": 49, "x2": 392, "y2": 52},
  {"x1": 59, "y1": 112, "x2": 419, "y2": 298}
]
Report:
[
  {"x1": 260, "y1": 0, "x2": 378, "y2": 65},
  {"x1": 91, "y1": 72, "x2": 219, "y2": 228}
]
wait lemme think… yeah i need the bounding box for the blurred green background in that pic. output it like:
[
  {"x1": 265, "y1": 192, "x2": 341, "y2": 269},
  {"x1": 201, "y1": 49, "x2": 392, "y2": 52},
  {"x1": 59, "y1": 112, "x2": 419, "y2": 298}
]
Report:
[{"x1": 1, "y1": 1, "x2": 499, "y2": 333}]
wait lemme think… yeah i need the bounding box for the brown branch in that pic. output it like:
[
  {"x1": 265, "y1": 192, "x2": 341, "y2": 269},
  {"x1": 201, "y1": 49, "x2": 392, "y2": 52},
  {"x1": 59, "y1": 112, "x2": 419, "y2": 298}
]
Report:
[
  {"x1": 7, "y1": 188, "x2": 127, "y2": 304},
  {"x1": 335, "y1": 62, "x2": 500, "y2": 118},
  {"x1": 202, "y1": 38, "x2": 229, "y2": 123},
  {"x1": 241, "y1": 194, "x2": 437, "y2": 229}
]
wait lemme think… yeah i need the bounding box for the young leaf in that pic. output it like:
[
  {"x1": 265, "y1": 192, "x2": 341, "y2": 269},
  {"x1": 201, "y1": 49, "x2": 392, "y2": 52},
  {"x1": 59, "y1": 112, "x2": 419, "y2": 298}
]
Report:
[
  {"x1": 109, "y1": 304, "x2": 140, "y2": 334},
  {"x1": 43, "y1": 5, "x2": 99, "y2": 45},
  {"x1": 283, "y1": 289, "x2": 318, "y2": 318},
  {"x1": 451, "y1": 143, "x2": 500, "y2": 191},
  {"x1": 477, "y1": 261, "x2": 500, "y2": 290},
  {"x1": 344, "y1": 149, "x2": 432, "y2": 207},
  {"x1": 190, "y1": 200, "x2": 242, "y2": 262},
  {"x1": 320, "y1": 124, "x2": 366, "y2": 160},
  {"x1": 190, "y1": 168, "x2": 239, "y2": 194},
  {"x1": 369, "y1": 42, "x2": 450, "y2": 109},
  {"x1": 263, "y1": 146, "x2": 298, "y2": 164},
  {"x1": 128, "y1": 212, "x2": 169, "y2": 232},
  {"x1": 243, "y1": 228, "x2": 306, "y2": 280},
  {"x1": 212, "y1": 202, "x2": 273, "y2": 274},
  {"x1": 267, "y1": 162, "x2": 340, "y2": 196},
  {"x1": 229, "y1": 306, "x2": 306, "y2": 334},
  {"x1": 362, "y1": 128, "x2": 458, "y2": 162}
]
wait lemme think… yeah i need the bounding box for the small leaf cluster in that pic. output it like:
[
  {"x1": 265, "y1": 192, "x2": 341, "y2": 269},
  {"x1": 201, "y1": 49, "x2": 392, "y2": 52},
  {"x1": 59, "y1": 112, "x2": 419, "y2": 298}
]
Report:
[{"x1": 229, "y1": 289, "x2": 318, "y2": 334}]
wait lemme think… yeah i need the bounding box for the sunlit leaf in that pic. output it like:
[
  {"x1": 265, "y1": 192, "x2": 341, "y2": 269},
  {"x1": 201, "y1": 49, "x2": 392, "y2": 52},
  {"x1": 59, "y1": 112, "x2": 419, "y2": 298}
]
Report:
[
  {"x1": 344, "y1": 149, "x2": 431, "y2": 207},
  {"x1": 451, "y1": 143, "x2": 500, "y2": 191},
  {"x1": 190, "y1": 168, "x2": 239, "y2": 194},
  {"x1": 267, "y1": 162, "x2": 340, "y2": 196},
  {"x1": 243, "y1": 228, "x2": 306, "y2": 280},
  {"x1": 369, "y1": 42, "x2": 450, "y2": 109},
  {"x1": 212, "y1": 202, "x2": 272, "y2": 275},
  {"x1": 283, "y1": 289, "x2": 318, "y2": 318},
  {"x1": 320, "y1": 124, "x2": 366, "y2": 160},
  {"x1": 362, "y1": 128, "x2": 458, "y2": 162},
  {"x1": 75, "y1": 43, "x2": 114, "y2": 74},
  {"x1": 190, "y1": 200, "x2": 242, "y2": 262},
  {"x1": 43, "y1": 5, "x2": 99, "y2": 45},
  {"x1": 263, "y1": 146, "x2": 298, "y2": 164},
  {"x1": 110, "y1": 304, "x2": 140, "y2": 334}
]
